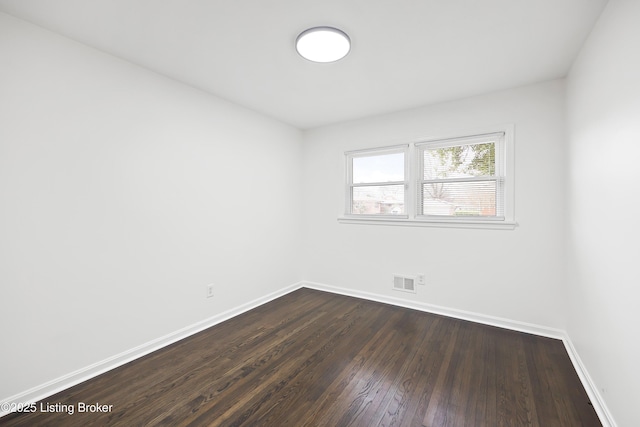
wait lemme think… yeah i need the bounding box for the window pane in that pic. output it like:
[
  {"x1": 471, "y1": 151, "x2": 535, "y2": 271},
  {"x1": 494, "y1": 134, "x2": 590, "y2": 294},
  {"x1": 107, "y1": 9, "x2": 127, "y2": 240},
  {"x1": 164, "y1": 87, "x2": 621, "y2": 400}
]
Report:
[
  {"x1": 423, "y1": 142, "x2": 495, "y2": 180},
  {"x1": 353, "y1": 152, "x2": 404, "y2": 183},
  {"x1": 422, "y1": 181, "x2": 497, "y2": 217},
  {"x1": 352, "y1": 185, "x2": 405, "y2": 215}
]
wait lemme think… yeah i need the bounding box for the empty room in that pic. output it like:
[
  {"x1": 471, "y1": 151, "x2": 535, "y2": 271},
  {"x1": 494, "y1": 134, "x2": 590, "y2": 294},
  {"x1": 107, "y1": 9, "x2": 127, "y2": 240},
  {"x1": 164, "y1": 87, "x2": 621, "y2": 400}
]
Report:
[{"x1": 0, "y1": 0, "x2": 638, "y2": 426}]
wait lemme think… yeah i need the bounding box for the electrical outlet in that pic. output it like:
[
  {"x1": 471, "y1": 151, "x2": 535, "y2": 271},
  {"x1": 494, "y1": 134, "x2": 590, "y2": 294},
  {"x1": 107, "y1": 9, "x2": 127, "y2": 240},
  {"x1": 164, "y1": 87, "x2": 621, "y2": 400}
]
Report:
[
  {"x1": 206, "y1": 284, "x2": 214, "y2": 298},
  {"x1": 417, "y1": 274, "x2": 426, "y2": 285}
]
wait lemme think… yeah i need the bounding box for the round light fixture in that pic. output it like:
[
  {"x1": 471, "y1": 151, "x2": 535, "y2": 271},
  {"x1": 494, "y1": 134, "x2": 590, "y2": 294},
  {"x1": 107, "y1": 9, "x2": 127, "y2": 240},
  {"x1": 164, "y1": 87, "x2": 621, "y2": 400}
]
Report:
[{"x1": 296, "y1": 27, "x2": 351, "y2": 63}]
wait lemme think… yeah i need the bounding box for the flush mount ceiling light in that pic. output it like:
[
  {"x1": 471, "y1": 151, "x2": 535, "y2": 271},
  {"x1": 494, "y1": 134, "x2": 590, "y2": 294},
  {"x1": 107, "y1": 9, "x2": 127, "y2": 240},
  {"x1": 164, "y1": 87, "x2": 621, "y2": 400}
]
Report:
[{"x1": 296, "y1": 26, "x2": 351, "y2": 63}]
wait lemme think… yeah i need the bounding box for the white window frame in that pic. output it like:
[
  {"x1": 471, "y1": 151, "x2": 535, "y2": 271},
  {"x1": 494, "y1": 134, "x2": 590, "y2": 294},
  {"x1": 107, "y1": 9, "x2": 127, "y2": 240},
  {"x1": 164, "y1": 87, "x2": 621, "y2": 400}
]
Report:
[
  {"x1": 416, "y1": 132, "x2": 506, "y2": 222},
  {"x1": 344, "y1": 144, "x2": 410, "y2": 220},
  {"x1": 338, "y1": 125, "x2": 516, "y2": 230}
]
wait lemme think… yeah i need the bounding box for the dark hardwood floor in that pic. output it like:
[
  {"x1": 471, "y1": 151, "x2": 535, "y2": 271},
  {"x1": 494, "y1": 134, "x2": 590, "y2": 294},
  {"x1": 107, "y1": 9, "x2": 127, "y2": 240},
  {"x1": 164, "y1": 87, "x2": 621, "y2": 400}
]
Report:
[{"x1": 1, "y1": 288, "x2": 601, "y2": 426}]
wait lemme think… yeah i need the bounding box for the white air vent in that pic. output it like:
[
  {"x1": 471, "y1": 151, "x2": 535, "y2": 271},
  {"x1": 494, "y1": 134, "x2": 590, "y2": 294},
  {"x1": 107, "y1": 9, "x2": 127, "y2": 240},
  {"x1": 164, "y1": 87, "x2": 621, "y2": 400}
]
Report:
[{"x1": 393, "y1": 275, "x2": 416, "y2": 293}]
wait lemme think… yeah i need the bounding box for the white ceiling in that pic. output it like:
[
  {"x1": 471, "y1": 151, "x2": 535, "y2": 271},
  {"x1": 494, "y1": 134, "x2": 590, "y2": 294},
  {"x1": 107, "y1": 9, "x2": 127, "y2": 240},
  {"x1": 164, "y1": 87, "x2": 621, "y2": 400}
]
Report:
[{"x1": 0, "y1": 0, "x2": 608, "y2": 129}]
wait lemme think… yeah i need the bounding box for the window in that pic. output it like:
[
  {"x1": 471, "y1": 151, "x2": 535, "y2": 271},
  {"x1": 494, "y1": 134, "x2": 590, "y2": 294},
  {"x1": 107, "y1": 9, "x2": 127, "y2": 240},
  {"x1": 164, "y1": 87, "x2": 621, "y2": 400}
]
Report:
[
  {"x1": 417, "y1": 133, "x2": 504, "y2": 219},
  {"x1": 345, "y1": 145, "x2": 408, "y2": 217},
  {"x1": 341, "y1": 127, "x2": 515, "y2": 229}
]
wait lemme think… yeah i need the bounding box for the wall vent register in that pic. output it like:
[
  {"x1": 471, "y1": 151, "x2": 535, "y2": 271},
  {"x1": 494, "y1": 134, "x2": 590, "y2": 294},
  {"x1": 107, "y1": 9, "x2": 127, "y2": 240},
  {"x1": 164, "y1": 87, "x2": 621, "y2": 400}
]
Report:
[{"x1": 393, "y1": 275, "x2": 416, "y2": 293}]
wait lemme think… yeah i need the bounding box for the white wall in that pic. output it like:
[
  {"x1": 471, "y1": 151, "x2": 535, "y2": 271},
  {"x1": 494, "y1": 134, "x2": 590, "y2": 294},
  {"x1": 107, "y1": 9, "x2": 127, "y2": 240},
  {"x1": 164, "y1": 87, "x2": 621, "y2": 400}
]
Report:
[
  {"x1": 0, "y1": 12, "x2": 302, "y2": 400},
  {"x1": 566, "y1": 1, "x2": 640, "y2": 425},
  {"x1": 302, "y1": 80, "x2": 568, "y2": 329}
]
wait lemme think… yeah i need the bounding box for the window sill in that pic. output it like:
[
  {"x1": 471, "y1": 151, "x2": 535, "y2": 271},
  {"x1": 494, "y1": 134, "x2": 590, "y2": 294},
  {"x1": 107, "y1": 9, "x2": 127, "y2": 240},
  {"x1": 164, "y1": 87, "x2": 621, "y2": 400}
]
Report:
[{"x1": 337, "y1": 216, "x2": 518, "y2": 230}]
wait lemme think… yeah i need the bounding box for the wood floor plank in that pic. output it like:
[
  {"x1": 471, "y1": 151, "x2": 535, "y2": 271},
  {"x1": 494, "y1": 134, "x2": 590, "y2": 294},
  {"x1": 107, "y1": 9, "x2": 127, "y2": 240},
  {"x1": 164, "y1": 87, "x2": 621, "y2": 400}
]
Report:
[
  {"x1": 374, "y1": 315, "x2": 442, "y2": 427},
  {"x1": 179, "y1": 294, "x2": 361, "y2": 426},
  {"x1": 0, "y1": 288, "x2": 602, "y2": 427},
  {"x1": 274, "y1": 305, "x2": 395, "y2": 426},
  {"x1": 335, "y1": 311, "x2": 420, "y2": 426},
  {"x1": 212, "y1": 299, "x2": 382, "y2": 426},
  {"x1": 296, "y1": 306, "x2": 405, "y2": 426},
  {"x1": 422, "y1": 320, "x2": 461, "y2": 426},
  {"x1": 312, "y1": 308, "x2": 412, "y2": 426}
]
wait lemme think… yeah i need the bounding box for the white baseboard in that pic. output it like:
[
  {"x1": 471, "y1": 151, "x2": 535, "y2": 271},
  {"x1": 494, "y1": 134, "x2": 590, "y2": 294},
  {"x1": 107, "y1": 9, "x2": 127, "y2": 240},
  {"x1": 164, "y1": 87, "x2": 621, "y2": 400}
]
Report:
[
  {"x1": 302, "y1": 281, "x2": 566, "y2": 339},
  {"x1": 562, "y1": 337, "x2": 617, "y2": 427},
  {"x1": 301, "y1": 280, "x2": 615, "y2": 427},
  {"x1": 0, "y1": 281, "x2": 303, "y2": 418},
  {"x1": 1, "y1": 280, "x2": 615, "y2": 426}
]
